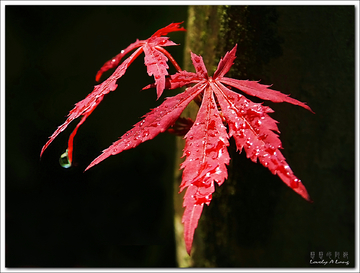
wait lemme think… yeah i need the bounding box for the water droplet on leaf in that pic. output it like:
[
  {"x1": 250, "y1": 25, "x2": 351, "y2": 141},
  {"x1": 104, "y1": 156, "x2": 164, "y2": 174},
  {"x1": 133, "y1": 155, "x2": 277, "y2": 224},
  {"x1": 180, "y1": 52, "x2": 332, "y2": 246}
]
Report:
[
  {"x1": 59, "y1": 149, "x2": 71, "y2": 168},
  {"x1": 290, "y1": 178, "x2": 300, "y2": 188}
]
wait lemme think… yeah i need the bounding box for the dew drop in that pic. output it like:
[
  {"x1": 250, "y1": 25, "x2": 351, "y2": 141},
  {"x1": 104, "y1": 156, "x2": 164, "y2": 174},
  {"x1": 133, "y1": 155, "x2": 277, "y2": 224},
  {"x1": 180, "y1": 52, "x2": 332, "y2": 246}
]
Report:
[
  {"x1": 290, "y1": 178, "x2": 300, "y2": 188},
  {"x1": 240, "y1": 122, "x2": 247, "y2": 129},
  {"x1": 266, "y1": 145, "x2": 276, "y2": 155},
  {"x1": 280, "y1": 165, "x2": 290, "y2": 175},
  {"x1": 246, "y1": 139, "x2": 253, "y2": 149},
  {"x1": 59, "y1": 149, "x2": 71, "y2": 168},
  {"x1": 185, "y1": 150, "x2": 191, "y2": 156},
  {"x1": 237, "y1": 130, "x2": 245, "y2": 138}
]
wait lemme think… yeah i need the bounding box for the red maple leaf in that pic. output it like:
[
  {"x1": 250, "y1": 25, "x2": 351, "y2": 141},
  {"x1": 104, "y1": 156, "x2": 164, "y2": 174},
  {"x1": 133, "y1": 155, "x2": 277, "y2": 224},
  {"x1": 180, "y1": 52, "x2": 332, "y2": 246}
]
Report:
[
  {"x1": 40, "y1": 22, "x2": 185, "y2": 164},
  {"x1": 84, "y1": 44, "x2": 313, "y2": 254}
]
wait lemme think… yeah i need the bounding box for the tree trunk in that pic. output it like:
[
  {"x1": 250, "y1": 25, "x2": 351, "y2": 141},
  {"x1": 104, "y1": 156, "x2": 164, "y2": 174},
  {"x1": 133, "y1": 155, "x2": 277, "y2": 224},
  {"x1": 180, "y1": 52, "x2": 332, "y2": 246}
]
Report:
[{"x1": 174, "y1": 5, "x2": 355, "y2": 267}]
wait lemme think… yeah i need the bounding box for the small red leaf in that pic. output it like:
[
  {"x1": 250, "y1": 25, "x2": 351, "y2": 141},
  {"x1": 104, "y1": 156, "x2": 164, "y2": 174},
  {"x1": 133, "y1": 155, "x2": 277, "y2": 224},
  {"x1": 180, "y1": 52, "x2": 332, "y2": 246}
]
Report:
[
  {"x1": 95, "y1": 22, "x2": 185, "y2": 99},
  {"x1": 41, "y1": 23, "x2": 186, "y2": 160},
  {"x1": 96, "y1": 22, "x2": 185, "y2": 82}
]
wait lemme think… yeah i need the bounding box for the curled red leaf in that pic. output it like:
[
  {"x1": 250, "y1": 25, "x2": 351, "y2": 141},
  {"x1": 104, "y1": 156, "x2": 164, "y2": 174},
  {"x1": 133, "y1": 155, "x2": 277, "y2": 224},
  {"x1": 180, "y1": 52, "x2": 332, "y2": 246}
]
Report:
[{"x1": 41, "y1": 23, "x2": 186, "y2": 161}]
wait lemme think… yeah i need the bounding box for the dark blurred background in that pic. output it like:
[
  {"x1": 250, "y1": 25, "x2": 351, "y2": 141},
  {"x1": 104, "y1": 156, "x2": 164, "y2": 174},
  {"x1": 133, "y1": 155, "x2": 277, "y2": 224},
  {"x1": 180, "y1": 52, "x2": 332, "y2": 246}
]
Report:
[{"x1": 5, "y1": 5, "x2": 188, "y2": 267}]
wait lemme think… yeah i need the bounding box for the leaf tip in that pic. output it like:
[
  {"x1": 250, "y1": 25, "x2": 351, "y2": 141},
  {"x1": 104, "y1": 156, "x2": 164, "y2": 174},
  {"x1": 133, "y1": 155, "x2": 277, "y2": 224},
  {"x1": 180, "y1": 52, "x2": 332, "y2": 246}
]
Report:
[
  {"x1": 84, "y1": 157, "x2": 100, "y2": 172},
  {"x1": 291, "y1": 179, "x2": 312, "y2": 202},
  {"x1": 306, "y1": 105, "x2": 315, "y2": 114},
  {"x1": 83, "y1": 165, "x2": 92, "y2": 173},
  {"x1": 186, "y1": 244, "x2": 192, "y2": 256}
]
